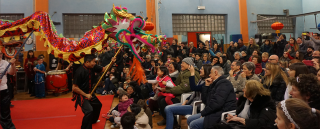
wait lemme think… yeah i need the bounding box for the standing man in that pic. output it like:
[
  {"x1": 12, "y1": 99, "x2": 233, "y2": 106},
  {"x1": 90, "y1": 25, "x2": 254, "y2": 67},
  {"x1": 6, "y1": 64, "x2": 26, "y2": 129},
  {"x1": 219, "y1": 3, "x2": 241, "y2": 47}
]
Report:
[
  {"x1": 72, "y1": 54, "x2": 115, "y2": 129},
  {"x1": 0, "y1": 51, "x2": 17, "y2": 129}
]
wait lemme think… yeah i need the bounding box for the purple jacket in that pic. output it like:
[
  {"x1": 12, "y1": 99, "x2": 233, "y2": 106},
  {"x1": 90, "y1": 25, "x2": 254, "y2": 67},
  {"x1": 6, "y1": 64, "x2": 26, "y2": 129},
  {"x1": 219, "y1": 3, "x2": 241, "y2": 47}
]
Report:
[{"x1": 118, "y1": 98, "x2": 133, "y2": 117}]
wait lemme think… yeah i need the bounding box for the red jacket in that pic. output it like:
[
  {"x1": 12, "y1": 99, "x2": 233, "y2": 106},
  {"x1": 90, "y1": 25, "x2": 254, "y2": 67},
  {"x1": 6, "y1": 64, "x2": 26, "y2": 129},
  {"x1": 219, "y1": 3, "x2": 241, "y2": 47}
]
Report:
[{"x1": 255, "y1": 63, "x2": 262, "y2": 74}]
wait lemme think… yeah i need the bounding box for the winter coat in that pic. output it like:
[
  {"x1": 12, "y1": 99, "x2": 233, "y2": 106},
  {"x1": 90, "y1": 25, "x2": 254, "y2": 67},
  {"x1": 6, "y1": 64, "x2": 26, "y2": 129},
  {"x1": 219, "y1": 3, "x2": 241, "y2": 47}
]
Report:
[
  {"x1": 235, "y1": 95, "x2": 277, "y2": 129},
  {"x1": 197, "y1": 47, "x2": 208, "y2": 55},
  {"x1": 135, "y1": 109, "x2": 151, "y2": 129},
  {"x1": 189, "y1": 47, "x2": 198, "y2": 54},
  {"x1": 227, "y1": 46, "x2": 238, "y2": 61},
  {"x1": 170, "y1": 45, "x2": 178, "y2": 57},
  {"x1": 260, "y1": 44, "x2": 273, "y2": 55},
  {"x1": 221, "y1": 62, "x2": 231, "y2": 77},
  {"x1": 263, "y1": 75, "x2": 287, "y2": 102},
  {"x1": 166, "y1": 69, "x2": 200, "y2": 101},
  {"x1": 284, "y1": 44, "x2": 298, "y2": 58},
  {"x1": 239, "y1": 45, "x2": 247, "y2": 52},
  {"x1": 118, "y1": 98, "x2": 134, "y2": 117},
  {"x1": 230, "y1": 74, "x2": 260, "y2": 93},
  {"x1": 195, "y1": 59, "x2": 203, "y2": 70},
  {"x1": 246, "y1": 44, "x2": 259, "y2": 57},
  {"x1": 201, "y1": 76, "x2": 237, "y2": 128},
  {"x1": 255, "y1": 63, "x2": 262, "y2": 75},
  {"x1": 274, "y1": 39, "x2": 287, "y2": 58},
  {"x1": 99, "y1": 51, "x2": 114, "y2": 66}
]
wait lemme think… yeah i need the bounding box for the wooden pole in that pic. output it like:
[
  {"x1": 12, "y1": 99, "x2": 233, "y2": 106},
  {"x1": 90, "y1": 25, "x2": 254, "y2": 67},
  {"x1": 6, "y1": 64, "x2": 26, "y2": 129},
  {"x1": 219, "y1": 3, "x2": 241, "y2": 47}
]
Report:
[{"x1": 90, "y1": 45, "x2": 123, "y2": 96}]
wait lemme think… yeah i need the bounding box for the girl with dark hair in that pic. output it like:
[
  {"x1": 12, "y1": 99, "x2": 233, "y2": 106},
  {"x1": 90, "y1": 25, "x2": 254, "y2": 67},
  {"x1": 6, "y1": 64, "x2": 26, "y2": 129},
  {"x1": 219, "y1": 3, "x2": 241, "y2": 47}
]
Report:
[
  {"x1": 164, "y1": 64, "x2": 211, "y2": 129},
  {"x1": 211, "y1": 56, "x2": 220, "y2": 66},
  {"x1": 285, "y1": 63, "x2": 309, "y2": 100},
  {"x1": 276, "y1": 98, "x2": 320, "y2": 129},
  {"x1": 284, "y1": 37, "x2": 299, "y2": 58},
  {"x1": 274, "y1": 34, "x2": 288, "y2": 58},
  {"x1": 219, "y1": 56, "x2": 231, "y2": 76},
  {"x1": 127, "y1": 104, "x2": 151, "y2": 129},
  {"x1": 260, "y1": 39, "x2": 273, "y2": 55},
  {"x1": 24, "y1": 50, "x2": 37, "y2": 96},
  {"x1": 147, "y1": 66, "x2": 176, "y2": 105},
  {"x1": 289, "y1": 74, "x2": 320, "y2": 110}
]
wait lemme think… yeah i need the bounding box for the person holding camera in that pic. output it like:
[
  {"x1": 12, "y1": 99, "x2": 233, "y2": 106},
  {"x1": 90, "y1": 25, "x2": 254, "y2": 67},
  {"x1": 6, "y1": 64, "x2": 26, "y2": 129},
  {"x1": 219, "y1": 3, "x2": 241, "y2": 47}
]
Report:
[{"x1": 306, "y1": 33, "x2": 320, "y2": 51}]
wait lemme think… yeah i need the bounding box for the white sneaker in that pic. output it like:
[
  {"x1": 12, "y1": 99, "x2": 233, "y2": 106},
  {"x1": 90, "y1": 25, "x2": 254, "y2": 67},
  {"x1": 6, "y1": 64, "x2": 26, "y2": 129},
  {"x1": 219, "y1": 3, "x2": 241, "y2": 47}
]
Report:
[{"x1": 111, "y1": 124, "x2": 119, "y2": 128}]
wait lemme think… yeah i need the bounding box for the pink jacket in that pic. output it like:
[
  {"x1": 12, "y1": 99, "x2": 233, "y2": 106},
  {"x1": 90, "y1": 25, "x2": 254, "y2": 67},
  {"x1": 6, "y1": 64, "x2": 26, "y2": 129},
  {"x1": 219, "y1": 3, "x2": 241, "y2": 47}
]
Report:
[{"x1": 118, "y1": 98, "x2": 133, "y2": 117}]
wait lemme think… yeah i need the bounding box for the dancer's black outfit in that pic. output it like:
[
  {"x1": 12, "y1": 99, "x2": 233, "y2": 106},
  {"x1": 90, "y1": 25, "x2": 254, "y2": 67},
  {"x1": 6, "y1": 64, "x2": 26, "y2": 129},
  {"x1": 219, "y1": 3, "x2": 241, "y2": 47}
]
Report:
[{"x1": 72, "y1": 65, "x2": 103, "y2": 129}]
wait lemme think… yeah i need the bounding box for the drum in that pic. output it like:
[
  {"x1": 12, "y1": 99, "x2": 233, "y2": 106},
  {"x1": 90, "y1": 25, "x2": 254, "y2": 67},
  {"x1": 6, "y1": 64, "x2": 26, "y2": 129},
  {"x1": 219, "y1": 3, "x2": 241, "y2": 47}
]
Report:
[{"x1": 46, "y1": 70, "x2": 68, "y2": 93}]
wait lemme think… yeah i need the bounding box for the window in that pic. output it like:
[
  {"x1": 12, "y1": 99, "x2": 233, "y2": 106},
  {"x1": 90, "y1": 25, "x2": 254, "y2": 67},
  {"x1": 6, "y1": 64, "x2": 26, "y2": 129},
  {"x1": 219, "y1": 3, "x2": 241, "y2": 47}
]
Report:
[
  {"x1": 63, "y1": 14, "x2": 105, "y2": 38},
  {"x1": 63, "y1": 13, "x2": 136, "y2": 38},
  {"x1": 172, "y1": 14, "x2": 226, "y2": 35},
  {"x1": 257, "y1": 15, "x2": 294, "y2": 33},
  {"x1": 0, "y1": 13, "x2": 24, "y2": 21}
]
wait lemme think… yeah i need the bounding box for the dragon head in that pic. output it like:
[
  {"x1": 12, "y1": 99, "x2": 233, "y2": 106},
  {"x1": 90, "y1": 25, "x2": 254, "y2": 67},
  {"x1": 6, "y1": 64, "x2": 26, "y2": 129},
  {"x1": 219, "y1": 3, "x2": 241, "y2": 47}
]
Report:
[{"x1": 101, "y1": 5, "x2": 159, "y2": 62}]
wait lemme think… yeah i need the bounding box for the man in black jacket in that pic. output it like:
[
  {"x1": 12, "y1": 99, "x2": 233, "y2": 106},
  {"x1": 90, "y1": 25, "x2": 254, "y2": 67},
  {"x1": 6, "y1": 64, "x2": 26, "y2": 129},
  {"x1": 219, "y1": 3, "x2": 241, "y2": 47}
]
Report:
[
  {"x1": 99, "y1": 47, "x2": 114, "y2": 66},
  {"x1": 187, "y1": 66, "x2": 237, "y2": 129},
  {"x1": 197, "y1": 42, "x2": 208, "y2": 55}
]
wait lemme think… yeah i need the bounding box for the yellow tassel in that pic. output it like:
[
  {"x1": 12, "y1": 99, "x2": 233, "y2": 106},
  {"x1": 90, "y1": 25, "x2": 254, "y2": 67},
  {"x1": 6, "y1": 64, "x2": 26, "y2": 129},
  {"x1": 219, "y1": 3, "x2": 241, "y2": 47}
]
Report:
[
  {"x1": 3, "y1": 37, "x2": 11, "y2": 42},
  {"x1": 14, "y1": 36, "x2": 20, "y2": 41}
]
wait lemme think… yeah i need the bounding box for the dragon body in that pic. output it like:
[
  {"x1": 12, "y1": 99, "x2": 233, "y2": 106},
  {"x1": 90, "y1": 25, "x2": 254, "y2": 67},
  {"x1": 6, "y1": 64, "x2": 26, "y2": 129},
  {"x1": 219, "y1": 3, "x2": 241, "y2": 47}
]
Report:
[{"x1": 0, "y1": 4, "x2": 162, "y2": 83}]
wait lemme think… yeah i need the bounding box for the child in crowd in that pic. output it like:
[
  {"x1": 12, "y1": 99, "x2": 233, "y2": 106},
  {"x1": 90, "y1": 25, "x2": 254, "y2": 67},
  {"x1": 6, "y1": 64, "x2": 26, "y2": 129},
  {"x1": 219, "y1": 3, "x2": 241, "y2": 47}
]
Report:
[
  {"x1": 33, "y1": 57, "x2": 46, "y2": 98},
  {"x1": 147, "y1": 66, "x2": 176, "y2": 105},
  {"x1": 261, "y1": 52, "x2": 269, "y2": 68},
  {"x1": 121, "y1": 112, "x2": 137, "y2": 129},
  {"x1": 109, "y1": 94, "x2": 133, "y2": 125},
  {"x1": 117, "y1": 81, "x2": 129, "y2": 95}
]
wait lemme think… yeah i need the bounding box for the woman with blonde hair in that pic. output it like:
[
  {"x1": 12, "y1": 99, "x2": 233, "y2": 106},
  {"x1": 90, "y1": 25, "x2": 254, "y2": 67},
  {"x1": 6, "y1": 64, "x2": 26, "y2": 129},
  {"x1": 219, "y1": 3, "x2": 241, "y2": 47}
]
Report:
[
  {"x1": 275, "y1": 98, "x2": 320, "y2": 129},
  {"x1": 263, "y1": 63, "x2": 289, "y2": 103},
  {"x1": 247, "y1": 38, "x2": 259, "y2": 57},
  {"x1": 214, "y1": 80, "x2": 277, "y2": 129}
]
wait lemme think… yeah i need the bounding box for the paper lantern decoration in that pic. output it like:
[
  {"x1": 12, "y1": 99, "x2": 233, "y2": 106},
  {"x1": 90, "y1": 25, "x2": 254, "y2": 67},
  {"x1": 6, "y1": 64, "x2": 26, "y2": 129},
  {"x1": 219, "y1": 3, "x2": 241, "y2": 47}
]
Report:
[
  {"x1": 271, "y1": 22, "x2": 284, "y2": 36},
  {"x1": 143, "y1": 22, "x2": 155, "y2": 34}
]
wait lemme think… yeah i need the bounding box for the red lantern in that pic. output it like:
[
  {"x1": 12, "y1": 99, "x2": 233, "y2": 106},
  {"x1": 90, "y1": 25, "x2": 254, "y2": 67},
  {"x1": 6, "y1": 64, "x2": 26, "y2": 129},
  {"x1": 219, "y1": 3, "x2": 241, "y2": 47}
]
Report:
[
  {"x1": 271, "y1": 22, "x2": 284, "y2": 35},
  {"x1": 143, "y1": 22, "x2": 155, "y2": 32}
]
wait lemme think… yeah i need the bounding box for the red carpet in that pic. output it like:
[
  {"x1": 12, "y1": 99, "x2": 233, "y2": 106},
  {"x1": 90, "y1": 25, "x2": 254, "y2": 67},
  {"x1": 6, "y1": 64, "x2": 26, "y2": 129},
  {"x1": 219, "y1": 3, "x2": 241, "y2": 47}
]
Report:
[{"x1": 10, "y1": 95, "x2": 114, "y2": 129}]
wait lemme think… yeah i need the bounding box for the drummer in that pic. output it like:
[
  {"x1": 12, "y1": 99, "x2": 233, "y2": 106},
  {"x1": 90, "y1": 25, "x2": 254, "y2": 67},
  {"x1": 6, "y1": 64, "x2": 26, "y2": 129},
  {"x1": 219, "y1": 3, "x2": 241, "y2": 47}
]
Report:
[
  {"x1": 56, "y1": 59, "x2": 73, "y2": 92},
  {"x1": 72, "y1": 54, "x2": 116, "y2": 129}
]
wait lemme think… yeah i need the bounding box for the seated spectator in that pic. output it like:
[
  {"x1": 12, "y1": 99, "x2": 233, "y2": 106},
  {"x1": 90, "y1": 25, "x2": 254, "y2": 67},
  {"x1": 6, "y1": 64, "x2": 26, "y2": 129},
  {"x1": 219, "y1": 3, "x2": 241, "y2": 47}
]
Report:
[
  {"x1": 219, "y1": 56, "x2": 231, "y2": 77},
  {"x1": 247, "y1": 38, "x2": 260, "y2": 57},
  {"x1": 168, "y1": 62, "x2": 179, "y2": 82},
  {"x1": 127, "y1": 104, "x2": 151, "y2": 129},
  {"x1": 248, "y1": 50, "x2": 259, "y2": 62},
  {"x1": 285, "y1": 63, "x2": 309, "y2": 100},
  {"x1": 234, "y1": 51, "x2": 244, "y2": 64},
  {"x1": 142, "y1": 55, "x2": 152, "y2": 69},
  {"x1": 176, "y1": 56, "x2": 183, "y2": 71},
  {"x1": 284, "y1": 37, "x2": 299, "y2": 58},
  {"x1": 289, "y1": 74, "x2": 320, "y2": 110},
  {"x1": 164, "y1": 64, "x2": 211, "y2": 129},
  {"x1": 156, "y1": 57, "x2": 200, "y2": 126},
  {"x1": 251, "y1": 55, "x2": 262, "y2": 75},
  {"x1": 275, "y1": 98, "x2": 320, "y2": 129},
  {"x1": 202, "y1": 53, "x2": 211, "y2": 65},
  {"x1": 280, "y1": 52, "x2": 291, "y2": 62},
  {"x1": 260, "y1": 39, "x2": 273, "y2": 55},
  {"x1": 187, "y1": 66, "x2": 237, "y2": 129},
  {"x1": 279, "y1": 60, "x2": 289, "y2": 71},
  {"x1": 230, "y1": 62, "x2": 260, "y2": 96},
  {"x1": 241, "y1": 51, "x2": 249, "y2": 61},
  {"x1": 197, "y1": 42, "x2": 208, "y2": 55},
  {"x1": 214, "y1": 80, "x2": 277, "y2": 129},
  {"x1": 127, "y1": 85, "x2": 142, "y2": 104},
  {"x1": 312, "y1": 50, "x2": 320, "y2": 59},
  {"x1": 227, "y1": 41, "x2": 238, "y2": 61},
  {"x1": 263, "y1": 63, "x2": 288, "y2": 103},
  {"x1": 228, "y1": 60, "x2": 242, "y2": 81},
  {"x1": 137, "y1": 100, "x2": 153, "y2": 128},
  {"x1": 304, "y1": 46, "x2": 314, "y2": 60},
  {"x1": 158, "y1": 59, "x2": 164, "y2": 67},
  {"x1": 261, "y1": 52, "x2": 269, "y2": 68},
  {"x1": 146, "y1": 60, "x2": 157, "y2": 79},
  {"x1": 211, "y1": 56, "x2": 220, "y2": 66},
  {"x1": 211, "y1": 43, "x2": 220, "y2": 54},
  {"x1": 120, "y1": 112, "x2": 137, "y2": 129},
  {"x1": 147, "y1": 66, "x2": 176, "y2": 105},
  {"x1": 102, "y1": 73, "x2": 119, "y2": 95},
  {"x1": 109, "y1": 94, "x2": 134, "y2": 125},
  {"x1": 295, "y1": 51, "x2": 300, "y2": 60},
  {"x1": 194, "y1": 53, "x2": 203, "y2": 69}
]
